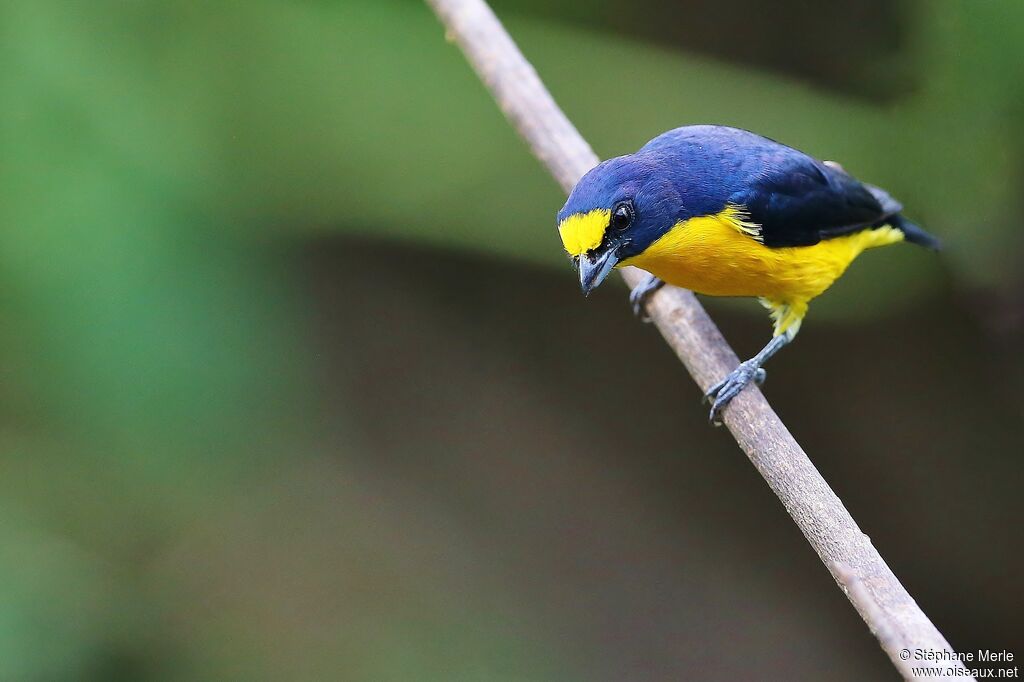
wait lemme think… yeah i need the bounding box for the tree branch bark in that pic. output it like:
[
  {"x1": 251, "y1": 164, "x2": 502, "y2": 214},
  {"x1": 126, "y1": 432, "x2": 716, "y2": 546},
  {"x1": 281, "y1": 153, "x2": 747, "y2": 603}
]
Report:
[{"x1": 424, "y1": 0, "x2": 969, "y2": 679}]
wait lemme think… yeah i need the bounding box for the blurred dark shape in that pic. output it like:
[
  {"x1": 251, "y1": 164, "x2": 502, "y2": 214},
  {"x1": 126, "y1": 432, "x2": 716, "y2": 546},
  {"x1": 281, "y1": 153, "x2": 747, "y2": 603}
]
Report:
[{"x1": 493, "y1": 0, "x2": 909, "y2": 99}]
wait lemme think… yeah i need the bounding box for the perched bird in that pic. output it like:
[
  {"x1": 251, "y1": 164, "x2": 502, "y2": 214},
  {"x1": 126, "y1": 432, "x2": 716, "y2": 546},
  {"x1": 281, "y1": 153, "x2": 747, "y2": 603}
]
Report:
[{"x1": 556, "y1": 125, "x2": 940, "y2": 422}]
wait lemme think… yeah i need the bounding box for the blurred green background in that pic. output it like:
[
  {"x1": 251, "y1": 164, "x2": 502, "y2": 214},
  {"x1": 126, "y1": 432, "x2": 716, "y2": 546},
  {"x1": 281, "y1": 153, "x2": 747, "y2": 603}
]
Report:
[{"x1": 1, "y1": 0, "x2": 1022, "y2": 679}]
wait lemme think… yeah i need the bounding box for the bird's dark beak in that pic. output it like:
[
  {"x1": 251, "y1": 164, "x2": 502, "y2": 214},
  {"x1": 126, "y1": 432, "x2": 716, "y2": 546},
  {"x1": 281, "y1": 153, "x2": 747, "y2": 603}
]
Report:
[{"x1": 578, "y1": 247, "x2": 619, "y2": 296}]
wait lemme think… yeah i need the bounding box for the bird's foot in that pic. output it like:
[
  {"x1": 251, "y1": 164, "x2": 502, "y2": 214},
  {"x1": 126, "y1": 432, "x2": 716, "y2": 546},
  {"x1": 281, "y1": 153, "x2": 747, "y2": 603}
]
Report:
[
  {"x1": 629, "y1": 274, "x2": 665, "y2": 321},
  {"x1": 704, "y1": 361, "x2": 767, "y2": 425}
]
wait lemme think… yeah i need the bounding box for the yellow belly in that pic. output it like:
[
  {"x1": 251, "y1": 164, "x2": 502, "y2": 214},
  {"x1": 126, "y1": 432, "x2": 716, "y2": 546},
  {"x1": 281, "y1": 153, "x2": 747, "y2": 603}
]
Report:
[{"x1": 620, "y1": 210, "x2": 905, "y2": 303}]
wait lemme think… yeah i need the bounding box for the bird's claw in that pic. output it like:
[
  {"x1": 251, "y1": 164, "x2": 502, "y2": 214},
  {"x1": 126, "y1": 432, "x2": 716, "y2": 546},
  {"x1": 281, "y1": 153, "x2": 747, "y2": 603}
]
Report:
[
  {"x1": 628, "y1": 274, "x2": 665, "y2": 321},
  {"x1": 704, "y1": 361, "x2": 766, "y2": 425}
]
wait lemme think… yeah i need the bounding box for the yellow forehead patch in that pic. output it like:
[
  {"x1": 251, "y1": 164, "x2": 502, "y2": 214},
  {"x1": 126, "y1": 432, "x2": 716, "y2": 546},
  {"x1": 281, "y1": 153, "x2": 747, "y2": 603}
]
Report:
[{"x1": 557, "y1": 209, "x2": 611, "y2": 257}]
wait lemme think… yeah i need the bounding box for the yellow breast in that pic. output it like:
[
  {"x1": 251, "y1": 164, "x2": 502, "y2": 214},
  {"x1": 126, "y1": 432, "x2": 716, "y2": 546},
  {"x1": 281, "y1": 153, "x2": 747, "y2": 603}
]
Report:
[{"x1": 620, "y1": 208, "x2": 904, "y2": 302}]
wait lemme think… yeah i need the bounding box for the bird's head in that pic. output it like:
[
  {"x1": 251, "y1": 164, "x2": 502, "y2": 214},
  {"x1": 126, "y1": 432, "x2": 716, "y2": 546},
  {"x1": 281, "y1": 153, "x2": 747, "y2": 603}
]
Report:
[{"x1": 556, "y1": 155, "x2": 680, "y2": 295}]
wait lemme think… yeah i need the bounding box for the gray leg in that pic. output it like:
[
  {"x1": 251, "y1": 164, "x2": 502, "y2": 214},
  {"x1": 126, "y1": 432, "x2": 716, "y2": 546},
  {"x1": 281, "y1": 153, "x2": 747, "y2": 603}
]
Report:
[
  {"x1": 705, "y1": 334, "x2": 790, "y2": 425},
  {"x1": 629, "y1": 273, "x2": 665, "y2": 321}
]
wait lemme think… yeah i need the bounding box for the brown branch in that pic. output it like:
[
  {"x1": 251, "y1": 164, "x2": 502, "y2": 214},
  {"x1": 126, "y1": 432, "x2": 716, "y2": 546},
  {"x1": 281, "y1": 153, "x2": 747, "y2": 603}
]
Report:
[{"x1": 424, "y1": 0, "x2": 969, "y2": 679}]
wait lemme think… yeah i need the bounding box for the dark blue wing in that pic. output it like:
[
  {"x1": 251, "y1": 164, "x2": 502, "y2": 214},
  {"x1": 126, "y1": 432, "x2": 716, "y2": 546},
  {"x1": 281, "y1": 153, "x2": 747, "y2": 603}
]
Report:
[
  {"x1": 734, "y1": 156, "x2": 896, "y2": 247},
  {"x1": 640, "y1": 125, "x2": 900, "y2": 248}
]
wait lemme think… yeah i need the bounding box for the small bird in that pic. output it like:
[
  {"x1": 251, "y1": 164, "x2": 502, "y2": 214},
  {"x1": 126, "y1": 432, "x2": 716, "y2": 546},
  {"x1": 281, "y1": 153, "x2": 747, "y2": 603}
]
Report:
[{"x1": 556, "y1": 125, "x2": 940, "y2": 423}]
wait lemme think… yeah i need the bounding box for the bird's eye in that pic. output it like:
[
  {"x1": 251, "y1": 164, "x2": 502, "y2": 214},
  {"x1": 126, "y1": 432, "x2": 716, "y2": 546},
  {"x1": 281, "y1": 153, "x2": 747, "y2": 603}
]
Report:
[{"x1": 610, "y1": 201, "x2": 634, "y2": 231}]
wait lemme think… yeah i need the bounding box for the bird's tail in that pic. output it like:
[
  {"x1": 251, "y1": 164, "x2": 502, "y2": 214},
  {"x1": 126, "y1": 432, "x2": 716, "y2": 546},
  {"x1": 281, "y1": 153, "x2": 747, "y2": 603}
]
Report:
[
  {"x1": 889, "y1": 214, "x2": 942, "y2": 251},
  {"x1": 864, "y1": 183, "x2": 942, "y2": 251}
]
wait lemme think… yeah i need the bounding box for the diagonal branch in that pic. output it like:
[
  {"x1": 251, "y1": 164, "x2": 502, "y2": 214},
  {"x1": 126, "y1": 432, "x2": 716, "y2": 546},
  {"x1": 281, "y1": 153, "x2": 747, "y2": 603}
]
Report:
[{"x1": 424, "y1": 0, "x2": 970, "y2": 679}]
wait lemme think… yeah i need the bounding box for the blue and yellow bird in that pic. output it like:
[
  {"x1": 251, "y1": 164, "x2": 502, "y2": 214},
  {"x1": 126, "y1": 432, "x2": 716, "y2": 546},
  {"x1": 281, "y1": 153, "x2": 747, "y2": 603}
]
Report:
[{"x1": 556, "y1": 125, "x2": 940, "y2": 422}]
